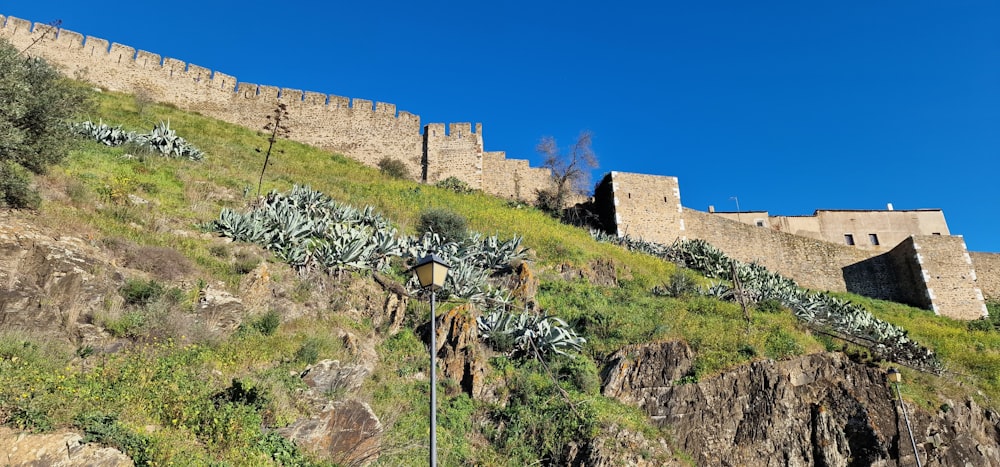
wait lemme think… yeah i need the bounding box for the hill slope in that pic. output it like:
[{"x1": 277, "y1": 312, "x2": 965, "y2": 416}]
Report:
[{"x1": 1, "y1": 90, "x2": 999, "y2": 465}]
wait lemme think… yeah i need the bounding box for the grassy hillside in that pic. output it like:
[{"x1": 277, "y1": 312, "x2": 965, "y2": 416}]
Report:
[{"x1": 1, "y1": 89, "x2": 998, "y2": 465}]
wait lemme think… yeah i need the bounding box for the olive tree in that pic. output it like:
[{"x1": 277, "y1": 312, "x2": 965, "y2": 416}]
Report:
[{"x1": 0, "y1": 38, "x2": 91, "y2": 207}]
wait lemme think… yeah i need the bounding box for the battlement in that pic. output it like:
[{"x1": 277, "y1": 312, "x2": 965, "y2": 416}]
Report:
[{"x1": 0, "y1": 13, "x2": 559, "y2": 202}]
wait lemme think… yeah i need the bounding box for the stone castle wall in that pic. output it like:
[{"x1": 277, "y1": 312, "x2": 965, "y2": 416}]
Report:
[
  {"x1": 910, "y1": 235, "x2": 987, "y2": 319},
  {"x1": 599, "y1": 170, "x2": 988, "y2": 320},
  {"x1": 683, "y1": 209, "x2": 875, "y2": 292},
  {"x1": 970, "y1": 252, "x2": 1000, "y2": 302},
  {"x1": 0, "y1": 15, "x2": 552, "y2": 201},
  {"x1": 601, "y1": 172, "x2": 684, "y2": 242}
]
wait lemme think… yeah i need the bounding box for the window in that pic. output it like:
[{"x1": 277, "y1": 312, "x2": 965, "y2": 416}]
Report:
[
  {"x1": 755, "y1": 220, "x2": 765, "y2": 227},
  {"x1": 844, "y1": 234, "x2": 855, "y2": 246},
  {"x1": 932, "y1": 232, "x2": 941, "y2": 236},
  {"x1": 869, "y1": 234, "x2": 879, "y2": 246}
]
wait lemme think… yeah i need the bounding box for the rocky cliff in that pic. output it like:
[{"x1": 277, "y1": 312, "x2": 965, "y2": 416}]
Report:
[{"x1": 602, "y1": 341, "x2": 1000, "y2": 466}]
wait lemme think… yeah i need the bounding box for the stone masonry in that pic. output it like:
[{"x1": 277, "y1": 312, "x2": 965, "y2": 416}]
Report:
[
  {"x1": 0, "y1": 15, "x2": 553, "y2": 202},
  {"x1": 596, "y1": 171, "x2": 989, "y2": 321},
  {"x1": 0, "y1": 14, "x2": 993, "y2": 319}
]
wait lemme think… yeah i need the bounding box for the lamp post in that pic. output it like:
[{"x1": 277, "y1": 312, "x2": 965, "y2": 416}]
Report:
[
  {"x1": 414, "y1": 254, "x2": 450, "y2": 467},
  {"x1": 888, "y1": 368, "x2": 922, "y2": 467}
]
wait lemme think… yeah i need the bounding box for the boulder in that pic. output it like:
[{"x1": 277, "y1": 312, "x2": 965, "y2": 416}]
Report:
[{"x1": 0, "y1": 427, "x2": 133, "y2": 466}]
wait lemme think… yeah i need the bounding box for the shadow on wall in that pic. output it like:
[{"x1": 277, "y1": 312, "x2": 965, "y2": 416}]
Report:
[{"x1": 841, "y1": 239, "x2": 930, "y2": 311}]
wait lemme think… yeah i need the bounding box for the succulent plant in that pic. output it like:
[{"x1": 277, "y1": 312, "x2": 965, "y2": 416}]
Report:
[
  {"x1": 75, "y1": 119, "x2": 205, "y2": 160},
  {"x1": 591, "y1": 230, "x2": 943, "y2": 373},
  {"x1": 477, "y1": 308, "x2": 586, "y2": 359}
]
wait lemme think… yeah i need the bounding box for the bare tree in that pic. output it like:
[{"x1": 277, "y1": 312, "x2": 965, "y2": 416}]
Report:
[{"x1": 535, "y1": 131, "x2": 598, "y2": 213}]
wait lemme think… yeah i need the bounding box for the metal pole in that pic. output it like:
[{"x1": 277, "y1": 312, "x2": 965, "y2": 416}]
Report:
[
  {"x1": 894, "y1": 382, "x2": 921, "y2": 467},
  {"x1": 429, "y1": 290, "x2": 438, "y2": 467}
]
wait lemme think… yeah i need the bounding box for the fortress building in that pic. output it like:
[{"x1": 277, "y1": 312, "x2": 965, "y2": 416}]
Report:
[
  {"x1": 2, "y1": 14, "x2": 998, "y2": 320},
  {"x1": 593, "y1": 171, "x2": 997, "y2": 320}
]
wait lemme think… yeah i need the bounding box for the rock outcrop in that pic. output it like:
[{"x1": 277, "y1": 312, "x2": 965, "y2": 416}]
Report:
[
  {"x1": 0, "y1": 214, "x2": 120, "y2": 339},
  {"x1": 426, "y1": 304, "x2": 488, "y2": 399},
  {"x1": 0, "y1": 428, "x2": 133, "y2": 466},
  {"x1": 602, "y1": 341, "x2": 1000, "y2": 466},
  {"x1": 278, "y1": 399, "x2": 382, "y2": 466}
]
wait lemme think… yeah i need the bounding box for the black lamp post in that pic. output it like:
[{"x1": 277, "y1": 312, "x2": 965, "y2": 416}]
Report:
[{"x1": 414, "y1": 254, "x2": 450, "y2": 467}]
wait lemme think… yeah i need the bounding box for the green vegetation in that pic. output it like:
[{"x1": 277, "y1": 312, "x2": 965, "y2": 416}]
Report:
[
  {"x1": 377, "y1": 157, "x2": 410, "y2": 179},
  {"x1": 418, "y1": 207, "x2": 469, "y2": 242},
  {"x1": 0, "y1": 68, "x2": 997, "y2": 465},
  {"x1": 0, "y1": 38, "x2": 91, "y2": 207}
]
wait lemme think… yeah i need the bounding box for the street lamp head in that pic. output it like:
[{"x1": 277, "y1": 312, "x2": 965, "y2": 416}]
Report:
[
  {"x1": 887, "y1": 367, "x2": 902, "y2": 383},
  {"x1": 415, "y1": 254, "x2": 450, "y2": 290}
]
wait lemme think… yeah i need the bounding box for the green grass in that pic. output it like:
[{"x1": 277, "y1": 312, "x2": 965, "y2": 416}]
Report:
[{"x1": 1, "y1": 88, "x2": 997, "y2": 465}]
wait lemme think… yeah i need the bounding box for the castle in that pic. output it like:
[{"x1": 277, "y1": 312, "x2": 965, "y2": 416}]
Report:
[{"x1": 2, "y1": 14, "x2": 997, "y2": 320}]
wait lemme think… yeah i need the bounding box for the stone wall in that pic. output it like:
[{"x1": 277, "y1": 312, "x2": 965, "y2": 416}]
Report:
[
  {"x1": 970, "y1": 252, "x2": 1000, "y2": 302},
  {"x1": 422, "y1": 123, "x2": 483, "y2": 185},
  {"x1": 683, "y1": 209, "x2": 875, "y2": 293},
  {"x1": 842, "y1": 239, "x2": 929, "y2": 309},
  {"x1": 481, "y1": 151, "x2": 554, "y2": 202},
  {"x1": 912, "y1": 235, "x2": 988, "y2": 319},
  {"x1": 600, "y1": 171, "x2": 987, "y2": 319},
  {"x1": 602, "y1": 172, "x2": 684, "y2": 242},
  {"x1": 806, "y1": 210, "x2": 949, "y2": 250},
  {"x1": 0, "y1": 15, "x2": 549, "y2": 201}
]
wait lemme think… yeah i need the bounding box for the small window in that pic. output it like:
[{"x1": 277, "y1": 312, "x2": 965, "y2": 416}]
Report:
[
  {"x1": 932, "y1": 232, "x2": 941, "y2": 236},
  {"x1": 844, "y1": 234, "x2": 855, "y2": 246},
  {"x1": 755, "y1": 220, "x2": 765, "y2": 227},
  {"x1": 869, "y1": 234, "x2": 880, "y2": 246}
]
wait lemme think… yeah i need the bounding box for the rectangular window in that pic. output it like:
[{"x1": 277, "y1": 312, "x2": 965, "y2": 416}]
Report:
[
  {"x1": 869, "y1": 234, "x2": 880, "y2": 246},
  {"x1": 755, "y1": 220, "x2": 765, "y2": 227},
  {"x1": 932, "y1": 232, "x2": 941, "y2": 236},
  {"x1": 844, "y1": 234, "x2": 855, "y2": 246}
]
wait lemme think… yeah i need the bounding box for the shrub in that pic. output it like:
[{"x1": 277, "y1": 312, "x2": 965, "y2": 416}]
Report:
[
  {"x1": 294, "y1": 338, "x2": 321, "y2": 364},
  {"x1": 652, "y1": 270, "x2": 700, "y2": 298},
  {"x1": 435, "y1": 176, "x2": 475, "y2": 194},
  {"x1": 0, "y1": 38, "x2": 92, "y2": 175},
  {"x1": 75, "y1": 412, "x2": 153, "y2": 466},
  {"x1": 418, "y1": 208, "x2": 468, "y2": 242},
  {"x1": 377, "y1": 157, "x2": 409, "y2": 179},
  {"x1": 123, "y1": 245, "x2": 194, "y2": 280},
  {"x1": 534, "y1": 188, "x2": 563, "y2": 216},
  {"x1": 252, "y1": 310, "x2": 281, "y2": 336},
  {"x1": 120, "y1": 279, "x2": 165, "y2": 307},
  {"x1": 0, "y1": 161, "x2": 41, "y2": 209},
  {"x1": 755, "y1": 298, "x2": 785, "y2": 314},
  {"x1": 552, "y1": 355, "x2": 601, "y2": 395}
]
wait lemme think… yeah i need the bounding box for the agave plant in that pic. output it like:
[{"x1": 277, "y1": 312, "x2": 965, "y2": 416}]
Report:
[
  {"x1": 592, "y1": 231, "x2": 944, "y2": 373},
  {"x1": 74, "y1": 120, "x2": 135, "y2": 146},
  {"x1": 477, "y1": 308, "x2": 586, "y2": 359},
  {"x1": 75, "y1": 119, "x2": 205, "y2": 160},
  {"x1": 136, "y1": 121, "x2": 205, "y2": 160}
]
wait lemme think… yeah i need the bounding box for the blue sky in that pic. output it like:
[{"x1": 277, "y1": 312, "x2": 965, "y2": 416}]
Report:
[{"x1": 4, "y1": 1, "x2": 999, "y2": 251}]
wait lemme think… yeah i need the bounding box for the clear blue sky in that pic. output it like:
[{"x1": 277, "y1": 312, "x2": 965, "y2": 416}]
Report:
[{"x1": 4, "y1": 1, "x2": 999, "y2": 251}]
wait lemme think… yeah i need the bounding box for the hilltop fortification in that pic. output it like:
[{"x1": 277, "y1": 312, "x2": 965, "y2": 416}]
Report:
[
  {"x1": 2, "y1": 14, "x2": 996, "y2": 320},
  {"x1": 594, "y1": 171, "x2": 993, "y2": 321},
  {"x1": 0, "y1": 15, "x2": 553, "y2": 202}
]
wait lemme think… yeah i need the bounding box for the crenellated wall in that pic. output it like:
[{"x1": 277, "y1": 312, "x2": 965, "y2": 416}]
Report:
[
  {"x1": 1, "y1": 14, "x2": 993, "y2": 318},
  {"x1": 0, "y1": 15, "x2": 551, "y2": 201}
]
